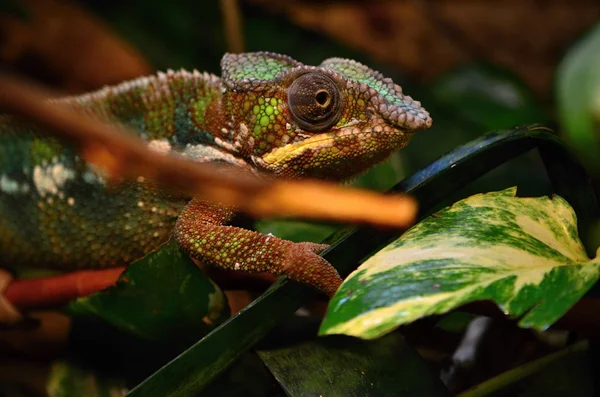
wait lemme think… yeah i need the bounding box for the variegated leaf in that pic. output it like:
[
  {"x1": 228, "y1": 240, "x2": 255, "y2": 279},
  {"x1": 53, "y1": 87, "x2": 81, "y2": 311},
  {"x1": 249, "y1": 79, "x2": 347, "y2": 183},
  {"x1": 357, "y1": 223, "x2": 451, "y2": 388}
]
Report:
[{"x1": 320, "y1": 187, "x2": 600, "y2": 339}]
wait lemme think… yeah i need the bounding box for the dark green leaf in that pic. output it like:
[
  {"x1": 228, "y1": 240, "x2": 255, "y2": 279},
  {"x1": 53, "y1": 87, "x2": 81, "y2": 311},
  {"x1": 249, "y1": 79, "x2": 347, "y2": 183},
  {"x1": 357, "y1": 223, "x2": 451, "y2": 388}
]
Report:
[
  {"x1": 198, "y1": 352, "x2": 275, "y2": 397},
  {"x1": 257, "y1": 332, "x2": 450, "y2": 397},
  {"x1": 68, "y1": 240, "x2": 229, "y2": 343}
]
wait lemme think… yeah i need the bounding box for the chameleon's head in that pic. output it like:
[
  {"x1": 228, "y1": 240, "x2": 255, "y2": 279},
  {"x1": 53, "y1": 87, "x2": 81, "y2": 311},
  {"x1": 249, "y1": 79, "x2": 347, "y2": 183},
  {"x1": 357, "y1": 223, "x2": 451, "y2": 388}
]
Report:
[{"x1": 221, "y1": 52, "x2": 432, "y2": 180}]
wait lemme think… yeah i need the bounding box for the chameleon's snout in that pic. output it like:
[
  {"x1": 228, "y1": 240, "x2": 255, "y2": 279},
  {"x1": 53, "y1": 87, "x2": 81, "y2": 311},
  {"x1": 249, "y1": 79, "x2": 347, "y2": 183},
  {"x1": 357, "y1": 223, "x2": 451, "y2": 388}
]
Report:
[{"x1": 371, "y1": 92, "x2": 432, "y2": 131}]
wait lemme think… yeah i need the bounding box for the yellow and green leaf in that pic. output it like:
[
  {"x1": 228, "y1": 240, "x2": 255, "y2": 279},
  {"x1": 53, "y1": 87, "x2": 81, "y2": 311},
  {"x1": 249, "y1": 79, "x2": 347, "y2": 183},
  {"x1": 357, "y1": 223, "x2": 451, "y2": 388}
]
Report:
[{"x1": 320, "y1": 187, "x2": 600, "y2": 339}]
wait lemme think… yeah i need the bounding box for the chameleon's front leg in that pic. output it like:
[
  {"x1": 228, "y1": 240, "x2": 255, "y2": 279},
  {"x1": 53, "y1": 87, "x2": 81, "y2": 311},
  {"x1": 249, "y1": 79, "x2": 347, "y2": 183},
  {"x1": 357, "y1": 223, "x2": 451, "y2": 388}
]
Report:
[{"x1": 174, "y1": 198, "x2": 343, "y2": 297}]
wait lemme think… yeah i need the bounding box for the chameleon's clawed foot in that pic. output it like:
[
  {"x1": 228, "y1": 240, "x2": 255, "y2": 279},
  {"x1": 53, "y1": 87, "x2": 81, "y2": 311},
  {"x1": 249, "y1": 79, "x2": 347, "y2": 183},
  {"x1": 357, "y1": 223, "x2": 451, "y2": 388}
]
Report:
[
  {"x1": 282, "y1": 242, "x2": 342, "y2": 297},
  {"x1": 175, "y1": 199, "x2": 343, "y2": 298}
]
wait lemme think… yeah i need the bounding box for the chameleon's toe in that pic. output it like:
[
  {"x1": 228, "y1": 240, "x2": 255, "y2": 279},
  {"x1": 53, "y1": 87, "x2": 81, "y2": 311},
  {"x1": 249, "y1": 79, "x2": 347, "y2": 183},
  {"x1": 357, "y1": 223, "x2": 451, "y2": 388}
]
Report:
[
  {"x1": 298, "y1": 242, "x2": 329, "y2": 254},
  {"x1": 283, "y1": 242, "x2": 342, "y2": 297}
]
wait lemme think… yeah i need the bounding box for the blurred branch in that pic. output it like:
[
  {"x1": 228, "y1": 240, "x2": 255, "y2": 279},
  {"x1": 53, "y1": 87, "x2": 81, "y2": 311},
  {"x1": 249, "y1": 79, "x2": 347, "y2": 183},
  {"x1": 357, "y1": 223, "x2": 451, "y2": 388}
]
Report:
[
  {"x1": 0, "y1": 74, "x2": 418, "y2": 228},
  {"x1": 220, "y1": 0, "x2": 245, "y2": 53}
]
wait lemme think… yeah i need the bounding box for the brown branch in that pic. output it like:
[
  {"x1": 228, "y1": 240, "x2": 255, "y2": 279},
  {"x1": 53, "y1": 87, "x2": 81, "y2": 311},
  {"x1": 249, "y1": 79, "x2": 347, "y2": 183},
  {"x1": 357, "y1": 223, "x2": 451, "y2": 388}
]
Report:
[{"x1": 0, "y1": 74, "x2": 418, "y2": 228}]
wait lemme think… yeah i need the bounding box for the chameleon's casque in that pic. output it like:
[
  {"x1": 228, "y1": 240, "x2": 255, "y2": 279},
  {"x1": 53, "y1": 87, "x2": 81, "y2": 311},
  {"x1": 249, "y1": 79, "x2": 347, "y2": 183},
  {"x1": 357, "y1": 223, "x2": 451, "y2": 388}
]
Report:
[{"x1": 0, "y1": 52, "x2": 431, "y2": 296}]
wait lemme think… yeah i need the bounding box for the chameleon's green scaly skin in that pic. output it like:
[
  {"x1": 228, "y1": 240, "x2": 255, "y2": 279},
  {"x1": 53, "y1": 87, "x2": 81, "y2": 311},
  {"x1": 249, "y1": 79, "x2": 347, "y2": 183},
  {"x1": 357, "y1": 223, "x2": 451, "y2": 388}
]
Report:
[{"x1": 0, "y1": 52, "x2": 431, "y2": 296}]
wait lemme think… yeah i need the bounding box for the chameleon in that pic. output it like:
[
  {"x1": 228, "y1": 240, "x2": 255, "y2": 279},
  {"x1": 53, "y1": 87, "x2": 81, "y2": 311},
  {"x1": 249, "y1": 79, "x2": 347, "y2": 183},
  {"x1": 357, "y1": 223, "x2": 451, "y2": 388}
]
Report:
[{"x1": 0, "y1": 52, "x2": 431, "y2": 297}]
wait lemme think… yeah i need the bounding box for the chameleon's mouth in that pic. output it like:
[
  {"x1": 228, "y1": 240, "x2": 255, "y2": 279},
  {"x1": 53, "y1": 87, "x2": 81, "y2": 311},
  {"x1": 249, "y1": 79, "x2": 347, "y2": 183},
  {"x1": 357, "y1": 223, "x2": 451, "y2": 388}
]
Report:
[
  {"x1": 260, "y1": 124, "x2": 416, "y2": 181},
  {"x1": 262, "y1": 126, "x2": 417, "y2": 167},
  {"x1": 262, "y1": 132, "x2": 338, "y2": 165}
]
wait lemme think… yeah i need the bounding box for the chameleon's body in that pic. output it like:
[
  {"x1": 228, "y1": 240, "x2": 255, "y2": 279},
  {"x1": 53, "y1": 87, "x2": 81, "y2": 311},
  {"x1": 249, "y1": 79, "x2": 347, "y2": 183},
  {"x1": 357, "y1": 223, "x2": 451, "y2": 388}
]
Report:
[{"x1": 0, "y1": 52, "x2": 431, "y2": 296}]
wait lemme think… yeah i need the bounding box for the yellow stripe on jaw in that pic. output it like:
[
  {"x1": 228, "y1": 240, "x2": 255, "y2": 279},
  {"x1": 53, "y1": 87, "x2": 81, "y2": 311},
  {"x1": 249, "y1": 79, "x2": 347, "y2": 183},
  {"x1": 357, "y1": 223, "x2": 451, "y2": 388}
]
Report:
[{"x1": 262, "y1": 132, "x2": 338, "y2": 165}]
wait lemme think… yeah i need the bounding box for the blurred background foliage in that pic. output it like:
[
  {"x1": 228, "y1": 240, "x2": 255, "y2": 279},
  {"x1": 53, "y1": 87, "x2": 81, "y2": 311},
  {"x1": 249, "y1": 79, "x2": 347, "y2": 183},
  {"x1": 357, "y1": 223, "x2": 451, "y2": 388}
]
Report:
[{"x1": 1, "y1": 0, "x2": 599, "y2": 396}]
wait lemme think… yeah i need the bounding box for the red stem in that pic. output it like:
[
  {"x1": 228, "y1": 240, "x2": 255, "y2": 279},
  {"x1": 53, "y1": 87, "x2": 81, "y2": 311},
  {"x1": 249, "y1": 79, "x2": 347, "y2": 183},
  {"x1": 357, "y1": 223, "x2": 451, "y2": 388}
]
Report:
[{"x1": 4, "y1": 268, "x2": 125, "y2": 309}]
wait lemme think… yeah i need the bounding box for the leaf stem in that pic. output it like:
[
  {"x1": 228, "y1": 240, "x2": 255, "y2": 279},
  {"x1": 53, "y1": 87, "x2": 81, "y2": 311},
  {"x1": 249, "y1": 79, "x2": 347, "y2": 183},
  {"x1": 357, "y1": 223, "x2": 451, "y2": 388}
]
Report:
[{"x1": 457, "y1": 340, "x2": 589, "y2": 397}]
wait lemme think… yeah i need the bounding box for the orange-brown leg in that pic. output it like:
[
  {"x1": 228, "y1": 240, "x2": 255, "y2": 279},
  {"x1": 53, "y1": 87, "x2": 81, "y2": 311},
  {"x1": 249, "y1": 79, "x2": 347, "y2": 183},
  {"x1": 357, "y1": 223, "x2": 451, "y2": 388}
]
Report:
[{"x1": 173, "y1": 198, "x2": 342, "y2": 297}]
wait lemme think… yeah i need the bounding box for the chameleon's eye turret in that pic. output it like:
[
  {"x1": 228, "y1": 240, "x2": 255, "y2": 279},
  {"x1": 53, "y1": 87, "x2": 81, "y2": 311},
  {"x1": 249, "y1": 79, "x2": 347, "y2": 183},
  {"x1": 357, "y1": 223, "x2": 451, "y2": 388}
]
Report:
[{"x1": 287, "y1": 72, "x2": 342, "y2": 132}]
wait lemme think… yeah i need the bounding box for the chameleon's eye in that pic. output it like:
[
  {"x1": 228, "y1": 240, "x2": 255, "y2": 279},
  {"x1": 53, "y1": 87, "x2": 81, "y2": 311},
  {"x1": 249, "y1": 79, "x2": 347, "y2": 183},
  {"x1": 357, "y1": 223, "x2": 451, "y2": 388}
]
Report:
[{"x1": 288, "y1": 72, "x2": 342, "y2": 132}]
